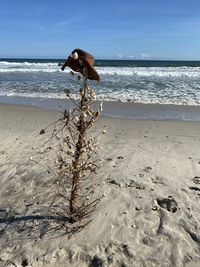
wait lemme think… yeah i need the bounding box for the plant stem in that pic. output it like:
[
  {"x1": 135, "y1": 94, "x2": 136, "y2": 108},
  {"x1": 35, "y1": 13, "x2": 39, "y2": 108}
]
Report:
[{"x1": 70, "y1": 76, "x2": 88, "y2": 216}]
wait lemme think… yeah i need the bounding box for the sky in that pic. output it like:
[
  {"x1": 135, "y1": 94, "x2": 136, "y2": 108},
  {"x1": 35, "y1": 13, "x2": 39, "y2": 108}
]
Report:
[{"x1": 1, "y1": 0, "x2": 200, "y2": 59}]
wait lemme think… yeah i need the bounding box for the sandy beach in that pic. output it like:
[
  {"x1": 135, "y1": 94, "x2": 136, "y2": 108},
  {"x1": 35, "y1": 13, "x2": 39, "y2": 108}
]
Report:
[{"x1": 1, "y1": 103, "x2": 200, "y2": 267}]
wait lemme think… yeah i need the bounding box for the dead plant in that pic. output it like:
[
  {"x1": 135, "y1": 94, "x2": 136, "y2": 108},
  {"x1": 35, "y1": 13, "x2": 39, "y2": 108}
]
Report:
[{"x1": 41, "y1": 65, "x2": 102, "y2": 232}]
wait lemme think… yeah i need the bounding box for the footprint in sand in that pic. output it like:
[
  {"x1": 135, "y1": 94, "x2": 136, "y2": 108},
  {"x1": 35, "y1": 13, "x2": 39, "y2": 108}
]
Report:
[
  {"x1": 21, "y1": 258, "x2": 29, "y2": 267},
  {"x1": 117, "y1": 156, "x2": 124, "y2": 160},
  {"x1": 143, "y1": 166, "x2": 152, "y2": 173},
  {"x1": 189, "y1": 186, "x2": 200, "y2": 192},
  {"x1": 125, "y1": 180, "x2": 145, "y2": 190},
  {"x1": 105, "y1": 157, "x2": 112, "y2": 162},
  {"x1": 193, "y1": 176, "x2": 200, "y2": 185},
  {"x1": 152, "y1": 176, "x2": 166, "y2": 185},
  {"x1": 156, "y1": 196, "x2": 178, "y2": 213},
  {"x1": 89, "y1": 255, "x2": 104, "y2": 267}
]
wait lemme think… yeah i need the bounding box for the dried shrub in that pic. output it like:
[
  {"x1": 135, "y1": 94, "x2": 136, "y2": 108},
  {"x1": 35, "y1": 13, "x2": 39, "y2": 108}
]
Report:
[{"x1": 43, "y1": 68, "x2": 102, "y2": 232}]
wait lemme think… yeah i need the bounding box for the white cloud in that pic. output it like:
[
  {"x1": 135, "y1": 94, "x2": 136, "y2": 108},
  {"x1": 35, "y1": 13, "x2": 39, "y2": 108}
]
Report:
[
  {"x1": 134, "y1": 53, "x2": 152, "y2": 60},
  {"x1": 115, "y1": 53, "x2": 152, "y2": 60},
  {"x1": 116, "y1": 54, "x2": 123, "y2": 59}
]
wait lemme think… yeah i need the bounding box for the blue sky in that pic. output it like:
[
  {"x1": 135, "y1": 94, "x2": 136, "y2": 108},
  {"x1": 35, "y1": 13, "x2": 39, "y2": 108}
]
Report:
[{"x1": 1, "y1": 0, "x2": 200, "y2": 59}]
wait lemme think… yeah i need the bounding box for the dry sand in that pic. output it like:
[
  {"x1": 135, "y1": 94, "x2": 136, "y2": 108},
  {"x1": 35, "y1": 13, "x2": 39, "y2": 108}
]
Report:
[{"x1": 0, "y1": 103, "x2": 200, "y2": 267}]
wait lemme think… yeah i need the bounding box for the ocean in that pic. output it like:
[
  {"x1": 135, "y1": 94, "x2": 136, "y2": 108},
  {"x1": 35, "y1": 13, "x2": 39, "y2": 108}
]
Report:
[{"x1": 1, "y1": 58, "x2": 200, "y2": 121}]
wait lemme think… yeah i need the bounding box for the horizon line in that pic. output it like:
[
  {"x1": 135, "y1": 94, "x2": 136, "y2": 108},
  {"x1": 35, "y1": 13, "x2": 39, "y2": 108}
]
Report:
[{"x1": 1, "y1": 57, "x2": 200, "y2": 62}]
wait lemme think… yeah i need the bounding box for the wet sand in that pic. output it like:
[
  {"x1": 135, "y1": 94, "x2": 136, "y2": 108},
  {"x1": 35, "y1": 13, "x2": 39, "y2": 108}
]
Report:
[{"x1": 1, "y1": 95, "x2": 200, "y2": 121}]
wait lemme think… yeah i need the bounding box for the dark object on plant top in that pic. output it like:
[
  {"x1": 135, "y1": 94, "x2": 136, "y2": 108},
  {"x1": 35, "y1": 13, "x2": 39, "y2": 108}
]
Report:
[{"x1": 61, "y1": 48, "x2": 100, "y2": 81}]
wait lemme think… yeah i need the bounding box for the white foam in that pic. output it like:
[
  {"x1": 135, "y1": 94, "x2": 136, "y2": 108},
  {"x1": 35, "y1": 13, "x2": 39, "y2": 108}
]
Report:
[
  {"x1": 1, "y1": 61, "x2": 200, "y2": 77},
  {"x1": 96, "y1": 67, "x2": 200, "y2": 78},
  {"x1": 1, "y1": 90, "x2": 200, "y2": 106},
  {"x1": 1, "y1": 61, "x2": 200, "y2": 106},
  {"x1": 0, "y1": 61, "x2": 59, "y2": 73}
]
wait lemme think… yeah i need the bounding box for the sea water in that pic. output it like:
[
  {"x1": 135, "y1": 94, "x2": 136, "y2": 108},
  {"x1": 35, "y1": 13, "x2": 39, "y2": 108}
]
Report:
[{"x1": 1, "y1": 59, "x2": 200, "y2": 106}]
